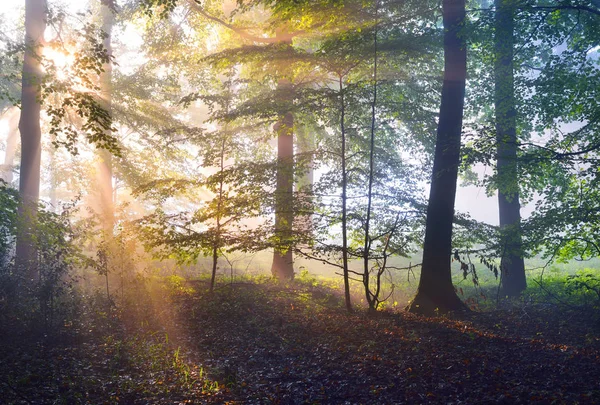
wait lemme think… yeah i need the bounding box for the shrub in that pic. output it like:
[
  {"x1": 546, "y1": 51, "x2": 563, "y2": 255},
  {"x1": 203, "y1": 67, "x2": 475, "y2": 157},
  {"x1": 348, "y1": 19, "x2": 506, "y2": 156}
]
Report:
[{"x1": 565, "y1": 269, "x2": 600, "y2": 306}]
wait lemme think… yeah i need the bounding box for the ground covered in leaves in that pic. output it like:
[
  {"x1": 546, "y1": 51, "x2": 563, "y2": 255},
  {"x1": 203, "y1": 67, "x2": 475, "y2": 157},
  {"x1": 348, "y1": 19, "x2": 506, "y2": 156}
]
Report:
[{"x1": 2, "y1": 277, "x2": 600, "y2": 404}]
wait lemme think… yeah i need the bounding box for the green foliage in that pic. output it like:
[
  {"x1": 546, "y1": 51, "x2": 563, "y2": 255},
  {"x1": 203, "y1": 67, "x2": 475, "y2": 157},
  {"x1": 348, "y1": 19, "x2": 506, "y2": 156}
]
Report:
[
  {"x1": 455, "y1": 0, "x2": 600, "y2": 276},
  {"x1": 140, "y1": 0, "x2": 179, "y2": 18},
  {"x1": 296, "y1": 268, "x2": 319, "y2": 287},
  {"x1": 0, "y1": 13, "x2": 22, "y2": 110},
  {"x1": 0, "y1": 194, "x2": 81, "y2": 333},
  {"x1": 525, "y1": 173, "x2": 600, "y2": 262},
  {"x1": 164, "y1": 274, "x2": 194, "y2": 294},
  {"x1": 42, "y1": 20, "x2": 120, "y2": 155},
  {"x1": 135, "y1": 155, "x2": 272, "y2": 264},
  {"x1": 0, "y1": 181, "x2": 18, "y2": 265},
  {"x1": 565, "y1": 269, "x2": 600, "y2": 305}
]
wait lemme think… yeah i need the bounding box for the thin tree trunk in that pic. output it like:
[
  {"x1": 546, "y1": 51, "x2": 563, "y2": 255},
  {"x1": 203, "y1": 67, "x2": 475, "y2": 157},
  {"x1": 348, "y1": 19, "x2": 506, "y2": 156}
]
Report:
[
  {"x1": 363, "y1": 3, "x2": 378, "y2": 313},
  {"x1": 210, "y1": 245, "x2": 218, "y2": 292},
  {"x1": 339, "y1": 76, "x2": 352, "y2": 312},
  {"x1": 495, "y1": 0, "x2": 526, "y2": 297},
  {"x1": 408, "y1": 0, "x2": 468, "y2": 315},
  {"x1": 16, "y1": 0, "x2": 46, "y2": 281},
  {"x1": 210, "y1": 136, "x2": 227, "y2": 293}
]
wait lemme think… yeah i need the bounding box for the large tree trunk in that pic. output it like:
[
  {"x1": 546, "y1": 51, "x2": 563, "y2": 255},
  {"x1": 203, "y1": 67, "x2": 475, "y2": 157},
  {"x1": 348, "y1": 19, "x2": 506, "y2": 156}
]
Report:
[
  {"x1": 408, "y1": 0, "x2": 467, "y2": 315},
  {"x1": 15, "y1": 0, "x2": 46, "y2": 281},
  {"x1": 97, "y1": 0, "x2": 115, "y2": 230},
  {"x1": 270, "y1": 107, "x2": 295, "y2": 281},
  {"x1": 1, "y1": 107, "x2": 19, "y2": 184},
  {"x1": 270, "y1": 30, "x2": 295, "y2": 281},
  {"x1": 495, "y1": 0, "x2": 526, "y2": 297}
]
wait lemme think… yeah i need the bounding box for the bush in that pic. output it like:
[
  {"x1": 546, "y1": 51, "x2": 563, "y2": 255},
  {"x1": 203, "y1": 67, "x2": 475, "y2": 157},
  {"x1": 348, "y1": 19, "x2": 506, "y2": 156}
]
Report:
[
  {"x1": 0, "y1": 188, "x2": 81, "y2": 335},
  {"x1": 565, "y1": 269, "x2": 600, "y2": 306}
]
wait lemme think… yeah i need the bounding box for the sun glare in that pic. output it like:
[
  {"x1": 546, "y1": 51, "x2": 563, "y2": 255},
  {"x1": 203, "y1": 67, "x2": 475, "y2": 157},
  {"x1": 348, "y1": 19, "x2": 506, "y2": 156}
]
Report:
[{"x1": 43, "y1": 46, "x2": 75, "y2": 80}]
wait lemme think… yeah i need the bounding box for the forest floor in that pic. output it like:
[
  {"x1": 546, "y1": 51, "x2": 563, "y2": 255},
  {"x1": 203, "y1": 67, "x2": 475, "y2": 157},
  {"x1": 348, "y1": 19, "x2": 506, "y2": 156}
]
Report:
[{"x1": 1, "y1": 277, "x2": 600, "y2": 404}]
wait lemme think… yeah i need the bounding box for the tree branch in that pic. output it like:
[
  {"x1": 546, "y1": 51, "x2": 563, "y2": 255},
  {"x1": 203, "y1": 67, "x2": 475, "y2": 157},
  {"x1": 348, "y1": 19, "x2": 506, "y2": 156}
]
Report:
[
  {"x1": 188, "y1": 0, "x2": 303, "y2": 44},
  {"x1": 526, "y1": 4, "x2": 600, "y2": 17}
]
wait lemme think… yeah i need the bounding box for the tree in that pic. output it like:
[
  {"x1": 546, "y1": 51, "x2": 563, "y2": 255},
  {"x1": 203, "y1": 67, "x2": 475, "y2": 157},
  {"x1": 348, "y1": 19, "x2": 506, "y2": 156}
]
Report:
[
  {"x1": 517, "y1": 1, "x2": 600, "y2": 266},
  {"x1": 408, "y1": 0, "x2": 468, "y2": 314},
  {"x1": 134, "y1": 61, "x2": 276, "y2": 290},
  {"x1": 0, "y1": 180, "x2": 18, "y2": 267},
  {"x1": 270, "y1": 30, "x2": 295, "y2": 281},
  {"x1": 169, "y1": 0, "x2": 302, "y2": 281},
  {"x1": 494, "y1": 0, "x2": 526, "y2": 296},
  {"x1": 362, "y1": 0, "x2": 381, "y2": 313},
  {"x1": 458, "y1": 1, "x2": 600, "y2": 293},
  {"x1": 15, "y1": 0, "x2": 46, "y2": 280},
  {"x1": 97, "y1": 0, "x2": 116, "y2": 230},
  {"x1": 339, "y1": 69, "x2": 352, "y2": 312}
]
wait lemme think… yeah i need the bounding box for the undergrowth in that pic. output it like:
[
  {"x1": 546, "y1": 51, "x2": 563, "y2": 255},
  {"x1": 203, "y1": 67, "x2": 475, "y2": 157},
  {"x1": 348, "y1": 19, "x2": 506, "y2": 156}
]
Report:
[{"x1": 2, "y1": 267, "x2": 600, "y2": 404}]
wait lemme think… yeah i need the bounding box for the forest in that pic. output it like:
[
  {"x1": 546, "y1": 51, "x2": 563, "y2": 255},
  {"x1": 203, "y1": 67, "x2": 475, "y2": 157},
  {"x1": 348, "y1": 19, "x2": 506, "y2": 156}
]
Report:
[{"x1": 1, "y1": 0, "x2": 599, "y2": 403}]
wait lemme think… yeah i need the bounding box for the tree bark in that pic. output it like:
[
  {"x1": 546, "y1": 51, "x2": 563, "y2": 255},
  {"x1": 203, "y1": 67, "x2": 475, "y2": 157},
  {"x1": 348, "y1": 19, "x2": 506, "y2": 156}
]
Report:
[
  {"x1": 408, "y1": 0, "x2": 467, "y2": 315},
  {"x1": 270, "y1": 108, "x2": 295, "y2": 281},
  {"x1": 15, "y1": 0, "x2": 46, "y2": 281},
  {"x1": 98, "y1": 0, "x2": 115, "y2": 230},
  {"x1": 339, "y1": 76, "x2": 352, "y2": 312},
  {"x1": 210, "y1": 136, "x2": 227, "y2": 292},
  {"x1": 495, "y1": 0, "x2": 527, "y2": 297},
  {"x1": 270, "y1": 30, "x2": 295, "y2": 281},
  {"x1": 295, "y1": 124, "x2": 314, "y2": 239},
  {"x1": 363, "y1": 5, "x2": 378, "y2": 313}
]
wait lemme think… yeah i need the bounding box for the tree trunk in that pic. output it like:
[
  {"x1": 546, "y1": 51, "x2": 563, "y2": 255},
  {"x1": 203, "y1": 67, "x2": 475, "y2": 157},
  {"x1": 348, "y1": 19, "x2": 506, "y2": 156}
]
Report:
[
  {"x1": 495, "y1": 0, "x2": 526, "y2": 297},
  {"x1": 210, "y1": 245, "x2": 218, "y2": 292},
  {"x1": 339, "y1": 76, "x2": 352, "y2": 312},
  {"x1": 295, "y1": 125, "x2": 314, "y2": 239},
  {"x1": 408, "y1": 0, "x2": 467, "y2": 315},
  {"x1": 270, "y1": 30, "x2": 295, "y2": 281},
  {"x1": 98, "y1": 0, "x2": 115, "y2": 230},
  {"x1": 1, "y1": 107, "x2": 19, "y2": 184},
  {"x1": 210, "y1": 136, "x2": 227, "y2": 292},
  {"x1": 363, "y1": 5, "x2": 378, "y2": 313},
  {"x1": 15, "y1": 0, "x2": 46, "y2": 281},
  {"x1": 271, "y1": 108, "x2": 295, "y2": 281}
]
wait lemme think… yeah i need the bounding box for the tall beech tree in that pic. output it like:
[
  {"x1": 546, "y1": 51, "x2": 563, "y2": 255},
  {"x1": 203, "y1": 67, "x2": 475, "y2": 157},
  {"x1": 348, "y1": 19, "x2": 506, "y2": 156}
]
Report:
[
  {"x1": 97, "y1": 0, "x2": 116, "y2": 230},
  {"x1": 16, "y1": 0, "x2": 46, "y2": 279},
  {"x1": 408, "y1": 0, "x2": 467, "y2": 314},
  {"x1": 270, "y1": 29, "x2": 295, "y2": 281},
  {"x1": 271, "y1": 86, "x2": 295, "y2": 280},
  {"x1": 15, "y1": 0, "x2": 117, "y2": 279},
  {"x1": 494, "y1": 0, "x2": 526, "y2": 296},
  {"x1": 459, "y1": 1, "x2": 599, "y2": 295},
  {"x1": 184, "y1": 1, "x2": 301, "y2": 281}
]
